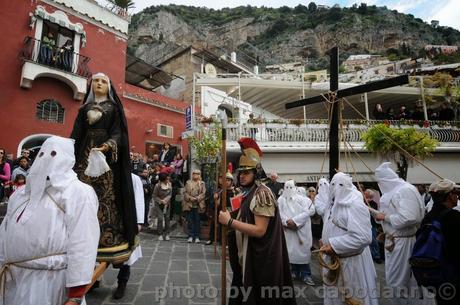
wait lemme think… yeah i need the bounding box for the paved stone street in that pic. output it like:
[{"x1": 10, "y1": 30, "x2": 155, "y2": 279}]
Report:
[{"x1": 86, "y1": 227, "x2": 390, "y2": 305}]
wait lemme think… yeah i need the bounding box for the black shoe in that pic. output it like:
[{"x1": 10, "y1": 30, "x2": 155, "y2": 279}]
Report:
[{"x1": 113, "y1": 282, "x2": 127, "y2": 299}]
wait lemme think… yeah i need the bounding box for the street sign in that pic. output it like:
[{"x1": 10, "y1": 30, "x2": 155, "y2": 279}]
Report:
[
  {"x1": 181, "y1": 130, "x2": 194, "y2": 139},
  {"x1": 185, "y1": 105, "x2": 192, "y2": 130}
]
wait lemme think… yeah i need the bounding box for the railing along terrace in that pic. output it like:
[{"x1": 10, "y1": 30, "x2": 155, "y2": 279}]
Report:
[
  {"x1": 219, "y1": 120, "x2": 460, "y2": 143},
  {"x1": 196, "y1": 72, "x2": 306, "y2": 82},
  {"x1": 19, "y1": 36, "x2": 91, "y2": 78}
]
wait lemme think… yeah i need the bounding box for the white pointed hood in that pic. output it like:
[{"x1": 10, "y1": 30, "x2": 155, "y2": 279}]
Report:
[
  {"x1": 374, "y1": 162, "x2": 406, "y2": 210},
  {"x1": 330, "y1": 172, "x2": 363, "y2": 206},
  {"x1": 316, "y1": 177, "x2": 330, "y2": 206},
  {"x1": 282, "y1": 180, "x2": 297, "y2": 200},
  {"x1": 21, "y1": 136, "x2": 78, "y2": 223}
]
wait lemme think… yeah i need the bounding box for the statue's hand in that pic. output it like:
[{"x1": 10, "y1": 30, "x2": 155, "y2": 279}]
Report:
[{"x1": 93, "y1": 144, "x2": 109, "y2": 153}]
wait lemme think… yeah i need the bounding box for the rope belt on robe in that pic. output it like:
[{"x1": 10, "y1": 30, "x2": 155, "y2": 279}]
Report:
[
  {"x1": 385, "y1": 234, "x2": 415, "y2": 252},
  {"x1": 0, "y1": 252, "x2": 67, "y2": 298},
  {"x1": 317, "y1": 249, "x2": 363, "y2": 305}
]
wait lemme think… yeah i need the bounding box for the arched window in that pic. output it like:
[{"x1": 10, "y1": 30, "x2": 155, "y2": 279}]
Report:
[{"x1": 36, "y1": 99, "x2": 65, "y2": 123}]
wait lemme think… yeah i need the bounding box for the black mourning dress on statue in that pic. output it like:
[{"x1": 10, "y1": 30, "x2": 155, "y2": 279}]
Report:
[{"x1": 70, "y1": 81, "x2": 137, "y2": 248}]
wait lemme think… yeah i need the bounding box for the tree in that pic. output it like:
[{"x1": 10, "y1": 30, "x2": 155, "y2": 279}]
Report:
[
  {"x1": 108, "y1": 0, "x2": 135, "y2": 16},
  {"x1": 188, "y1": 124, "x2": 222, "y2": 208},
  {"x1": 423, "y1": 72, "x2": 460, "y2": 105},
  {"x1": 188, "y1": 124, "x2": 222, "y2": 164},
  {"x1": 357, "y1": 3, "x2": 367, "y2": 14},
  {"x1": 362, "y1": 124, "x2": 438, "y2": 180},
  {"x1": 308, "y1": 2, "x2": 317, "y2": 13}
]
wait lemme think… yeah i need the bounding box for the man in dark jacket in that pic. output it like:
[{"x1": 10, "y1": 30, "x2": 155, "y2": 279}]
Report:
[
  {"x1": 266, "y1": 172, "x2": 283, "y2": 199},
  {"x1": 422, "y1": 179, "x2": 460, "y2": 305},
  {"x1": 138, "y1": 168, "x2": 152, "y2": 226}
]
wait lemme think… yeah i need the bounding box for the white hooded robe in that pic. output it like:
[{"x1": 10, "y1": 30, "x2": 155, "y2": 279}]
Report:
[
  {"x1": 278, "y1": 182, "x2": 315, "y2": 264},
  {"x1": 375, "y1": 162, "x2": 430, "y2": 305},
  {"x1": 322, "y1": 173, "x2": 378, "y2": 305},
  {"x1": 0, "y1": 136, "x2": 100, "y2": 305}
]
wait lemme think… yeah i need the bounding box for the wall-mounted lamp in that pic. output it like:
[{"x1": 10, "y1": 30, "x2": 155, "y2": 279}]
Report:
[{"x1": 145, "y1": 129, "x2": 153, "y2": 134}]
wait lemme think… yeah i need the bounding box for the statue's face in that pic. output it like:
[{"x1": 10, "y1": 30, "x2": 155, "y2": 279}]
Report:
[{"x1": 92, "y1": 76, "x2": 109, "y2": 98}]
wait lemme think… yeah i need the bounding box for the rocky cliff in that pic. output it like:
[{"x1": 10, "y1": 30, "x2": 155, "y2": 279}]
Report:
[{"x1": 128, "y1": 4, "x2": 460, "y2": 70}]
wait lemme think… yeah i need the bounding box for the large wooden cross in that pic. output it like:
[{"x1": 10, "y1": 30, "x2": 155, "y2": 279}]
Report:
[{"x1": 285, "y1": 47, "x2": 409, "y2": 179}]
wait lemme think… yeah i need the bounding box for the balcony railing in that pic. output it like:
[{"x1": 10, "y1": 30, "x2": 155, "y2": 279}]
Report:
[
  {"x1": 222, "y1": 120, "x2": 460, "y2": 143},
  {"x1": 19, "y1": 36, "x2": 91, "y2": 78}
]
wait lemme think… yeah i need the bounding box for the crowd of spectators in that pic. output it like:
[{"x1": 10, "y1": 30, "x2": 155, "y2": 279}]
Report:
[
  {"x1": 373, "y1": 102, "x2": 456, "y2": 121},
  {"x1": 0, "y1": 148, "x2": 31, "y2": 202}
]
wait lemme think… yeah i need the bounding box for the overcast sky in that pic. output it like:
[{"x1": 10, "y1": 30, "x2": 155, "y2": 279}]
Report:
[{"x1": 131, "y1": 0, "x2": 460, "y2": 30}]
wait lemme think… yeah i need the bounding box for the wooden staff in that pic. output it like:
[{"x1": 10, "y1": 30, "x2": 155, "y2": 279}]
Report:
[
  {"x1": 220, "y1": 126, "x2": 227, "y2": 305},
  {"x1": 83, "y1": 262, "x2": 108, "y2": 294},
  {"x1": 214, "y1": 162, "x2": 220, "y2": 258}
]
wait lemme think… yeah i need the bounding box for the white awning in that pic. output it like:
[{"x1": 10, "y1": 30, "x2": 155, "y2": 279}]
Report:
[{"x1": 196, "y1": 74, "x2": 440, "y2": 120}]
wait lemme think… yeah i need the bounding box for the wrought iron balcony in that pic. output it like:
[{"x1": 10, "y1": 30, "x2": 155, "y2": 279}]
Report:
[
  {"x1": 19, "y1": 36, "x2": 91, "y2": 78},
  {"x1": 19, "y1": 36, "x2": 91, "y2": 100},
  {"x1": 223, "y1": 120, "x2": 460, "y2": 144}
]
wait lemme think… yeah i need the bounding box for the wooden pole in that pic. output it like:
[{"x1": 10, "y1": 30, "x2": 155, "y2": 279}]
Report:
[
  {"x1": 220, "y1": 127, "x2": 227, "y2": 305},
  {"x1": 363, "y1": 93, "x2": 370, "y2": 121},
  {"x1": 84, "y1": 262, "x2": 108, "y2": 294},
  {"x1": 329, "y1": 47, "x2": 339, "y2": 179},
  {"x1": 214, "y1": 161, "x2": 219, "y2": 258},
  {"x1": 419, "y1": 76, "x2": 428, "y2": 120}
]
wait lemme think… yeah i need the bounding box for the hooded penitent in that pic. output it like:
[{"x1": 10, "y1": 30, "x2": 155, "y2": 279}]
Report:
[
  {"x1": 297, "y1": 186, "x2": 307, "y2": 197},
  {"x1": 330, "y1": 172, "x2": 363, "y2": 206},
  {"x1": 321, "y1": 173, "x2": 378, "y2": 305},
  {"x1": 278, "y1": 180, "x2": 315, "y2": 266},
  {"x1": 0, "y1": 135, "x2": 100, "y2": 305},
  {"x1": 314, "y1": 177, "x2": 330, "y2": 217},
  {"x1": 283, "y1": 180, "x2": 297, "y2": 199},
  {"x1": 71, "y1": 73, "x2": 137, "y2": 248},
  {"x1": 374, "y1": 162, "x2": 406, "y2": 211},
  {"x1": 22, "y1": 136, "x2": 78, "y2": 223}
]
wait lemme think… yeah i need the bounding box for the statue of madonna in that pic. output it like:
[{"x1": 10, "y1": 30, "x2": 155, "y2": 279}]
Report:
[{"x1": 71, "y1": 73, "x2": 137, "y2": 248}]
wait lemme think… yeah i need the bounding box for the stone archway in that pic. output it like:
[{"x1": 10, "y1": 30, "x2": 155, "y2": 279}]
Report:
[{"x1": 17, "y1": 133, "x2": 53, "y2": 160}]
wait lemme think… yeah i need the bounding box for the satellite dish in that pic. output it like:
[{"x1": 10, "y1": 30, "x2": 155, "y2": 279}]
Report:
[{"x1": 205, "y1": 63, "x2": 217, "y2": 77}]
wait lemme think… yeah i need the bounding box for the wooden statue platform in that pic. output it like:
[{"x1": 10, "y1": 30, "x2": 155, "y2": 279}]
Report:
[{"x1": 85, "y1": 236, "x2": 140, "y2": 292}]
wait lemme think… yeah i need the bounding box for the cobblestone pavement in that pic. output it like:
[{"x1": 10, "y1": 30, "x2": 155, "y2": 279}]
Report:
[{"x1": 86, "y1": 227, "x2": 390, "y2": 305}]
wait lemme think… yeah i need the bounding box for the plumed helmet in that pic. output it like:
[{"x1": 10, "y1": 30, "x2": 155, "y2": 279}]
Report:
[
  {"x1": 237, "y1": 137, "x2": 263, "y2": 170},
  {"x1": 236, "y1": 137, "x2": 267, "y2": 180},
  {"x1": 238, "y1": 147, "x2": 260, "y2": 170}
]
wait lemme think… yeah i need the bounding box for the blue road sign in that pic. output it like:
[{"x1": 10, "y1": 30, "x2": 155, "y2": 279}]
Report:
[{"x1": 185, "y1": 106, "x2": 192, "y2": 130}]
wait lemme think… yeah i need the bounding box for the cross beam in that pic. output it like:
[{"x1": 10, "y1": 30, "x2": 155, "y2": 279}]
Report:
[
  {"x1": 285, "y1": 47, "x2": 409, "y2": 179},
  {"x1": 285, "y1": 74, "x2": 409, "y2": 109}
]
